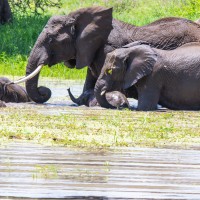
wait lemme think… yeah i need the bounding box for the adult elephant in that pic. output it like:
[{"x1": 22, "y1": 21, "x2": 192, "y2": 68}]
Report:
[
  {"x1": 0, "y1": 77, "x2": 31, "y2": 105},
  {"x1": 94, "y1": 41, "x2": 200, "y2": 111},
  {"x1": 20, "y1": 6, "x2": 200, "y2": 105},
  {"x1": 0, "y1": 0, "x2": 12, "y2": 24}
]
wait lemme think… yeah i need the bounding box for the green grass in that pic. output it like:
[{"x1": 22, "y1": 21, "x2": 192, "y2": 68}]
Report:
[
  {"x1": 1, "y1": 0, "x2": 200, "y2": 79},
  {"x1": 0, "y1": 106, "x2": 200, "y2": 148}
]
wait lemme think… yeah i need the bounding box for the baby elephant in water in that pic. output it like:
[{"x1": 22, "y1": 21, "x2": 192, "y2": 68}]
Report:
[
  {"x1": 95, "y1": 41, "x2": 200, "y2": 111},
  {"x1": 67, "y1": 88, "x2": 130, "y2": 109},
  {"x1": 0, "y1": 77, "x2": 31, "y2": 107}
]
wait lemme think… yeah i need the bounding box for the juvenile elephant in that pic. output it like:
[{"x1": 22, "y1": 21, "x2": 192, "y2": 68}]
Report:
[
  {"x1": 0, "y1": 0, "x2": 12, "y2": 24},
  {"x1": 67, "y1": 88, "x2": 130, "y2": 108},
  {"x1": 0, "y1": 77, "x2": 31, "y2": 105},
  {"x1": 16, "y1": 6, "x2": 200, "y2": 106},
  {"x1": 94, "y1": 42, "x2": 200, "y2": 111}
]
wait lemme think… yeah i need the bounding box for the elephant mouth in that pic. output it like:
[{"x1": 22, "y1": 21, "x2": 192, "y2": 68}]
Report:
[
  {"x1": 101, "y1": 83, "x2": 122, "y2": 95},
  {"x1": 64, "y1": 59, "x2": 76, "y2": 69},
  {"x1": 99, "y1": 84, "x2": 109, "y2": 96},
  {"x1": 47, "y1": 55, "x2": 76, "y2": 69}
]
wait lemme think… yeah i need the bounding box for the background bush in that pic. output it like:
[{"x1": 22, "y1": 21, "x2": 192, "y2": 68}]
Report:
[
  {"x1": 1, "y1": 0, "x2": 200, "y2": 79},
  {"x1": 9, "y1": 0, "x2": 61, "y2": 15}
]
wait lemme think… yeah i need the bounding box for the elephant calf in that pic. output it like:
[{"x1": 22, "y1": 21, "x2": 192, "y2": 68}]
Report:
[
  {"x1": 0, "y1": 77, "x2": 31, "y2": 106},
  {"x1": 95, "y1": 41, "x2": 200, "y2": 111},
  {"x1": 68, "y1": 88, "x2": 130, "y2": 109}
]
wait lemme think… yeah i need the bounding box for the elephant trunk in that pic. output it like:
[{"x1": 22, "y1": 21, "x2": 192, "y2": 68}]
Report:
[
  {"x1": 26, "y1": 65, "x2": 51, "y2": 103},
  {"x1": 94, "y1": 79, "x2": 115, "y2": 109},
  {"x1": 25, "y1": 33, "x2": 51, "y2": 103},
  {"x1": 67, "y1": 88, "x2": 81, "y2": 105}
]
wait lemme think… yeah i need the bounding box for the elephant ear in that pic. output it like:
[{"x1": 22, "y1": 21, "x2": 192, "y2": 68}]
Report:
[
  {"x1": 75, "y1": 7, "x2": 113, "y2": 69},
  {"x1": 123, "y1": 45, "x2": 158, "y2": 89}
]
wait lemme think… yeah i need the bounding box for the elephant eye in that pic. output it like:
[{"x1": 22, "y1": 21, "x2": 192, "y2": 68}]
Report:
[
  {"x1": 105, "y1": 68, "x2": 113, "y2": 75},
  {"x1": 49, "y1": 38, "x2": 53, "y2": 43}
]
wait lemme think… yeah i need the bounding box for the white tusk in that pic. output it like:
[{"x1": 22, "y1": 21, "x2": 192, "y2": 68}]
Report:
[
  {"x1": 13, "y1": 65, "x2": 43, "y2": 84},
  {"x1": 101, "y1": 90, "x2": 106, "y2": 96}
]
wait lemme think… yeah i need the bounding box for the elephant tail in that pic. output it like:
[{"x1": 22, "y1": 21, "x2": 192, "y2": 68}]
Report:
[{"x1": 67, "y1": 88, "x2": 81, "y2": 105}]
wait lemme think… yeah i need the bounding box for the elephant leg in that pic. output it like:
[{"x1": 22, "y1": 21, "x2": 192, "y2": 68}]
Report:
[
  {"x1": 74, "y1": 68, "x2": 97, "y2": 106},
  {"x1": 137, "y1": 87, "x2": 160, "y2": 111},
  {"x1": 83, "y1": 68, "x2": 97, "y2": 92},
  {"x1": 125, "y1": 85, "x2": 138, "y2": 99}
]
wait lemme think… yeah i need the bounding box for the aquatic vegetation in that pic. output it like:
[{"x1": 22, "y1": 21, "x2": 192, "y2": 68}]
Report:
[
  {"x1": 0, "y1": 106, "x2": 200, "y2": 148},
  {"x1": 33, "y1": 165, "x2": 59, "y2": 179}
]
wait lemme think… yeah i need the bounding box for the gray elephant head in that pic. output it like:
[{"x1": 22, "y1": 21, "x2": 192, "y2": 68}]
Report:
[
  {"x1": 24, "y1": 6, "x2": 113, "y2": 103},
  {"x1": 0, "y1": 77, "x2": 30, "y2": 103},
  {"x1": 94, "y1": 41, "x2": 157, "y2": 108}
]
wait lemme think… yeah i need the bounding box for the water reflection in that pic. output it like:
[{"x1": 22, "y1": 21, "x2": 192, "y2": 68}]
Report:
[{"x1": 1, "y1": 143, "x2": 200, "y2": 199}]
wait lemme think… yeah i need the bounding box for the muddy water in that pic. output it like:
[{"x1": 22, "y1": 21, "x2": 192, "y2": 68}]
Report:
[
  {"x1": 6, "y1": 78, "x2": 139, "y2": 110},
  {"x1": 1, "y1": 142, "x2": 200, "y2": 199}
]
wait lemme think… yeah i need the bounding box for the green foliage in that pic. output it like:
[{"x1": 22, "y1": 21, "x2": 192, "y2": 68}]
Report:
[
  {"x1": 0, "y1": 15, "x2": 48, "y2": 55},
  {"x1": 9, "y1": 0, "x2": 62, "y2": 15},
  {"x1": 1, "y1": 0, "x2": 200, "y2": 79}
]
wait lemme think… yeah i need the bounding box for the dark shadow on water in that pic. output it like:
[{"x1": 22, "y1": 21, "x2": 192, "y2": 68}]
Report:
[{"x1": 1, "y1": 196, "x2": 109, "y2": 200}]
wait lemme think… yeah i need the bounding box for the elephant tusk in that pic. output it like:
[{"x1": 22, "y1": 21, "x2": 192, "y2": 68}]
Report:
[
  {"x1": 101, "y1": 90, "x2": 106, "y2": 96},
  {"x1": 12, "y1": 65, "x2": 44, "y2": 85}
]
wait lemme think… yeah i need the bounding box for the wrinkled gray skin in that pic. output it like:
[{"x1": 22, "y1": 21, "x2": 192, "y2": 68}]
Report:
[
  {"x1": 0, "y1": 77, "x2": 31, "y2": 106},
  {"x1": 25, "y1": 6, "x2": 200, "y2": 106},
  {"x1": 67, "y1": 88, "x2": 130, "y2": 108},
  {"x1": 95, "y1": 42, "x2": 200, "y2": 111},
  {"x1": 0, "y1": 0, "x2": 12, "y2": 24}
]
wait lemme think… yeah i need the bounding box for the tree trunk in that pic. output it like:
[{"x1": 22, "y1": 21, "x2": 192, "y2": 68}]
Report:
[{"x1": 0, "y1": 0, "x2": 12, "y2": 24}]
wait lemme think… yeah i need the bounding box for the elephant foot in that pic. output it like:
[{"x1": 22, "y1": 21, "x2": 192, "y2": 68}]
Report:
[
  {"x1": 0, "y1": 100, "x2": 6, "y2": 107},
  {"x1": 68, "y1": 88, "x2": 98, "y2": 107}
]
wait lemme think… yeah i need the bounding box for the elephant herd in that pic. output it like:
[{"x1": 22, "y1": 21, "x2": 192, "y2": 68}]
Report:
[{"x1": 2, "y1": 6, "x2": 200, "y2": 111}]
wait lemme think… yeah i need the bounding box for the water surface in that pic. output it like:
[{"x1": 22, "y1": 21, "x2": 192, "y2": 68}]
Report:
[
  {"x1": 1, "y1": 142, "x2": 200, "y2": 199},
  {"x1": 6, "y1": 78, "x2": 139, "y2": 110}
]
